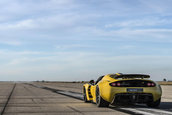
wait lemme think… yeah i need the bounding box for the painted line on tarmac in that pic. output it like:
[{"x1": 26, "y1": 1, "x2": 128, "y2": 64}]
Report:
[
  {"x1": 138, "y1": 108, "x2": 172, "y2": 115},
  {"x1": 120, "y1": 108, "x2": 156, "y2": 115}
]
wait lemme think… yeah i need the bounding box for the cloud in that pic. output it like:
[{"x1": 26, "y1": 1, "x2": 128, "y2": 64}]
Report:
[
  {"x1": 4, "y1": 19, "x2": 35, "y2": 29},
  {"x1": 119, "y1": 45, "x2": 136, "y2": 50},
  {"x1": 105, "y1": 17, "x2": 172, "y2": 28},
  {"x1": 55, "y1": 44, "x2": 94, "y2": 50},
  {"x1": 0, "y1": 14, "x2": 77, "y2": 30},
  {"x1": 0, "y1": 40, "x2": 22, "y2": 46},
  {"x1": 79, "y1": 27, "x2": 172, "y2": 42},
  {"x1": 0, "y1": 0, "x2": 77, "y2": 15},
  {"x1": 0, "y1": 0, "x2": 172, "y2": 81},
  {"x1": 0, "y1": 49, "x2": 172, "y2": 81},
  {"x1": 139, "y1": 0, "x2": 172, "y2": 13}
]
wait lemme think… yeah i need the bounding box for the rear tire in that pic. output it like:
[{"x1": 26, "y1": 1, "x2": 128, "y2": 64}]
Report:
[
  {"x1": 147, "y1": 98, "x2": 161, "y2": 108},
  {"x1": 83, "y1": 88, "x2": 90, "y2": 103},
  {"x1": 96, "y1": 86, "x2": 109, "y2": 107}
]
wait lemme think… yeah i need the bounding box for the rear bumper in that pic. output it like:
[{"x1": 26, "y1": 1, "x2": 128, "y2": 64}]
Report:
[{"x1": 112, "y1": 93, "x2": 153, "y2": 104}]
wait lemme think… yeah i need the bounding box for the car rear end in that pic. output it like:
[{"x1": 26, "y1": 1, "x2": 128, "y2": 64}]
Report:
[{"x1": 109, "y1": 79, "x2": 162, "y2": 105}]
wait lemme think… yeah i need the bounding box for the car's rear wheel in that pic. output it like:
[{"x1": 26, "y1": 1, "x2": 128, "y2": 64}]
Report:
[
  {"x1": 96, "y1": 86, "x2": 109, "y2": 107},
  {"x1": 146, "y1": 98, "x2": 161, "y2": 108},
  {"x1": 83, "y1": 88, "x2": 90, "y2": 103}
]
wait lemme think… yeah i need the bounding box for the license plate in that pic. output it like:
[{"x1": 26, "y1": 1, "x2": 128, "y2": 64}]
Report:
[{"x1": 127, "y1": 88, "x2": 143, "y2": 92}]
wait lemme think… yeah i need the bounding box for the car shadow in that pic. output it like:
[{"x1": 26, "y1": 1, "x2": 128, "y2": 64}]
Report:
[
  {"x1": 159, "y1": 102, "x2": 172, "y2": 110},
  {"x1": 110, "y1": 101, "x2": 172, "y2": 110},
  {"x1": 108, "y1": 102, "x2": 172, "y2": 115}
]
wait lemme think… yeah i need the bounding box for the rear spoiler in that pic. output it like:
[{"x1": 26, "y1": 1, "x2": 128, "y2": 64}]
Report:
[{"x1": 110, "y1": 74, "x2": 150, "y2": 79}]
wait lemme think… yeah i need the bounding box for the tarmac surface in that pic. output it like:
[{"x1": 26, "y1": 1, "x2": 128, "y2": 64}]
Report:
[
  {"x1": 0, "y1": 82, "x2": 127, "y2": 115},
  {"x1": 0, "y1": 82, "x2": 172, "y2": 115}
]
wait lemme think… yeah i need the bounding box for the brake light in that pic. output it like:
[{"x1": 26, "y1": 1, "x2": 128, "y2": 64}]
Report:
[
  {"x1": 110, "y1": 81, "x2": 156, "y2": 87},
  {"x1": 151, "y1": 83, "x2": 155, "y2": 86},
  {"x1": 110, "y1": 82, "x2": 120, "y2": 87},
  {"x1": 117, "y1": 82, "x2": 121, "y2": 86},
  {"x1": 147, "y1": 83, "x2": 151, "y2": 87},
  {"x1": 111, "y1": 83, "x2": 116, "y2": 86},
  {"x1": 147, "y1": 82, "x2": 155, "y2": 87}
]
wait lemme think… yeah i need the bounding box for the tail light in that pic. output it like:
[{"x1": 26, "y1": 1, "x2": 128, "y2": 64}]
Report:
[
  {"x1": 110, "y1": 83, "x2": 116, "y2": 86},
  {"x1": 117, "y1": 82, "x2": 121, "y2": 86},
  {"x1": 147, "y1": 82, "x2": 155, "y2": 87},
  {"x1": 151, "y1": 83, "x2": 155, "y2": 86},
  {"x1": 110, "y1": 80, "x2": 156, "y2": 87},
  {"x1": 147, "y1": 83, "x2": 151, "y2": 87},
  {"x1": 110, "y1": 82, "x2": 121, "y2": 87}
]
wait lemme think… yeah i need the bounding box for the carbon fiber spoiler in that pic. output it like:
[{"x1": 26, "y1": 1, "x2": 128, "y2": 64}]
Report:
[{"x1": 110, "y1": 74, "x2": 150, "y2": 79}]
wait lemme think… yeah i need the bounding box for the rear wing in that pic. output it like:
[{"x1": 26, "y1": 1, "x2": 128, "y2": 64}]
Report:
[{"x1": 110, "y1": 74, "x2": 150, "y2": 79}]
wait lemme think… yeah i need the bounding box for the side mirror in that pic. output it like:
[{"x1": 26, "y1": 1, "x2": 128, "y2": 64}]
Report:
[{"x1": 89, "y1": 80, "x2": 95, "y2": 85}]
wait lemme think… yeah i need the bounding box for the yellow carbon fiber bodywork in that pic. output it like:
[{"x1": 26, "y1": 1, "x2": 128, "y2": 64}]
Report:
[{"x1": 83, "y1": 74, "x2": 162, "y2": 104}]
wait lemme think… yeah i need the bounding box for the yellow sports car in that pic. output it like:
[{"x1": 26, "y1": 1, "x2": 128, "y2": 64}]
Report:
[{"x1": 83, "y1": 73, "x2": 162, "y2": 107}]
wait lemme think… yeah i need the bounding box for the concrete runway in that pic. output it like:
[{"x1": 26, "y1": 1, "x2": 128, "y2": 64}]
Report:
[
  {"x1": 0, "y1": 82, "x2": 127, "y2": 115},
  {"x1": 0, "y1": 82, "x2": 172, "y2": 115},
  {"x1": 34, "y1": 82, "x2": 172, "y2": 115}
]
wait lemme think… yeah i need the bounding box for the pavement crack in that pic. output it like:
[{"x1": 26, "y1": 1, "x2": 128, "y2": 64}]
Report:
[{"x1": 67, "y1": 106, "x2": 84, "y2": 115}]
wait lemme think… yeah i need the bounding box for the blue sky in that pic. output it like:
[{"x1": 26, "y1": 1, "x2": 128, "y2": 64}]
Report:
[{"x1": 0, "y1": 0, "x2": 172, "y2": 81}]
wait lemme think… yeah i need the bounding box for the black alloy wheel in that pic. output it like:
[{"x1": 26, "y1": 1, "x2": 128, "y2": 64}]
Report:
[{"x1": 96, "y1": 86, "x2": 109, "y2": 107}]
